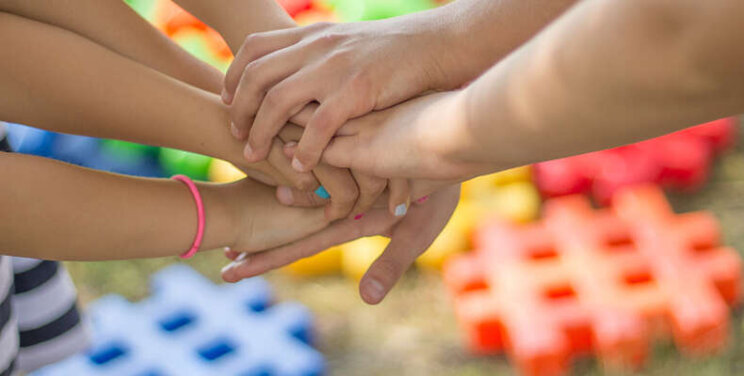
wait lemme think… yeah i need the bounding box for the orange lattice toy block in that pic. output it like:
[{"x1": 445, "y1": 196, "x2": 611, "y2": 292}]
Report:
[{"x1": 443, "y1": 185, "x2": 741, "y2": 376}]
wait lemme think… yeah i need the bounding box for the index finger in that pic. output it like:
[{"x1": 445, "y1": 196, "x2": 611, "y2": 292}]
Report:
[{"x1": 223, "y1": 28, "x2": 303, "y2": 103}]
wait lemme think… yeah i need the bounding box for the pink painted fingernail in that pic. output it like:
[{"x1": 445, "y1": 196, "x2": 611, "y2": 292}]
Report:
[
  {"x1": 416, "y1": 195, "x2": 429, "y2": 204},
  {"x1": 354, "y1": 214, "x2": 364, "y2": 220}
]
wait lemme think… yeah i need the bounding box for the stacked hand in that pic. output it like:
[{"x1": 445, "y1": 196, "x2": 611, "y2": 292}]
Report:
[{"x1": 217, "y1": 16, "x2": 483, "y2": 304}]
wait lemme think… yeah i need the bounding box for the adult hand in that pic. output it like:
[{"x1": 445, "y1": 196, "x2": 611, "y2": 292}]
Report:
[
  {"x1": 223, "y1": 17, "x2": 464, "y2": 173},
  {"x1": 221, "y1": 184, "x2": 460, "y2": 304},
  {"x1": 322, "y1": 91, "x2": 491, "y2": 181}
]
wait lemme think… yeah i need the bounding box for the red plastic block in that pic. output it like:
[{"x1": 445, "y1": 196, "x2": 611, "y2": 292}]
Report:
[
  {"x1": 277, "y1": 0, "x2": 313, "y2": 17},
  {"x1": 443, "y1": 185, "x2": 741, "y2": 376},
  {"x1": 534, "y1": 118, "x2": 738, "y2": 204}
]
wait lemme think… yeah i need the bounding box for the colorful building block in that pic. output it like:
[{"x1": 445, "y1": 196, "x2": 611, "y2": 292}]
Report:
[
  {"x1": 32, "y1": 265, "x2": 325, "y2": 376},
  {"x1": 208, "y1": 158, "x2": 247, "y2": 183},
  {"x1": 159, "y1": 148, "x2": 213, "y2": 181},
  {"x1": 534, "y1": 118, "x2": 738, "y2": 205},
  {"x1": 443, "y1": 185, "x2": 741, "y2": 376}
]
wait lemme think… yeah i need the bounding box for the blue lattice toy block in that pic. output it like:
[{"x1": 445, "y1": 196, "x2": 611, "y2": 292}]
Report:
[{"x1": 33, "y1": 265, "x2": 325, "y2": 376}]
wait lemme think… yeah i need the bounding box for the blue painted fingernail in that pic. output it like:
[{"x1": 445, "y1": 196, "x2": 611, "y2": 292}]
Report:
[
  {"x1": 314, "y1": 186, "x2": 330, "y2": 199},
  {"x1": 394, "y1": 203, "x2": 408, "y2": 217}
]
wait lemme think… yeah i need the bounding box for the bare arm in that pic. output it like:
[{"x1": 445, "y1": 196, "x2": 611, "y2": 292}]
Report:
[
  {"x1": 0, "y1": 12, "x2": 316, "y2": 187},
  {"x1": 322, "y1": 0, "x2": 744, "y2": 182},
  {"x1": 0, "y1": 0, "x2": 223, "y2": 93},
  {"x1": 172, "y1": 0, "x2": 295, "y2": 51}
]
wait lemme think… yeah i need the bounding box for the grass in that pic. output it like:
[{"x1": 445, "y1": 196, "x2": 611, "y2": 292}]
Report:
[{"x1": 65, "y1": 122, "x2": 744, "y2": 375}]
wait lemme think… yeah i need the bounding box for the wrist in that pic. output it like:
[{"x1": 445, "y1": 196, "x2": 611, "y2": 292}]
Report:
[
  {"x1": 418, "y1": 91, "x2": 494, "y2": 180},
  {"x1": 197, "y1": 182, "x2": 239, "y2": 251}
]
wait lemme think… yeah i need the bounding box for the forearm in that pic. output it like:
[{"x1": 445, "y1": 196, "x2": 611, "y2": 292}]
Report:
[
  {"x1": 0, "y1": 152, "x2": 235, "y2": 260},
  {"x1": 0, "y1": 0, "x2": 223, "y2": 93},
  {"x1": 443, "y1": 0, "x2": 744, "y2": 171},
  {"x1": 414, "y1": 0, "x2": 576, "y2": 89},
  {"x1": 173, "y1": 0, "x2": 295, "y2": 51},
  {"x1": 0, "y1": 13, "x2": 244, "y2": 167}
]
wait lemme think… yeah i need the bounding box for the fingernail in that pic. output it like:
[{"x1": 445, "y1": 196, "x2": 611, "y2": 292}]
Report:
[
  {"x1": 314, "y1": 186, "x2": 330, "y2": 199},
  {"x1": 221, "y1": 89, "x2": 232, "y2": 104},
  {"x1": 394, "y1": 203, "x2": 408, "y2": 217},
  {"x1": 284, "y1": 141, "x2": 298, "y2": 149},
  {"x1": 365, "y1": 279, "x2": 385, "y2": 303},
  {"x1": 292, "y1": 157, "x2": 306, "y2": 172},
  {"x1": 221, "y1": 252, "x2": 249, "y2": 274},
  {"x1": 354, "y1": 214, "x2": 364, "y2": 220},
  {"x1": 416, "y1": 195, "x2": 429, "y2": 204},
  {"x1": 243, "y1": 142, "x2": 254, "y2": 160},
  {"x1": 231, "y1": 122, "x2": 241, "y2": 138},
  {"x1": 277, "y1": 186, "x2": 294, "y2": 204}
]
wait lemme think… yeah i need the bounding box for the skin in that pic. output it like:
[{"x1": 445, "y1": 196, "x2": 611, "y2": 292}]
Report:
[
  {"x1": 319, "y1": 0, "x2": 744, "y2": 183},
  {"x1": 0, "y1": 153, "x2": 327, "y2": 260},
  {"x1": 219, "y1": 0, "x2": 580, "y2": 302},
  {"x1": 0, "y1": 12, "x2": 328, "y2": 260},
  {"x1": 174, "y1": 0, "x2": 394, "y2": 219},
  {"x1": 223, "y1": 0, "x2": 576, "y2": 172}
]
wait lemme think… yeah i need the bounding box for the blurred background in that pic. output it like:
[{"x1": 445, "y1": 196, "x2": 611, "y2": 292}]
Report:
[{"x1": 7, "y1": 0, "x2": 744, "y2": 375}]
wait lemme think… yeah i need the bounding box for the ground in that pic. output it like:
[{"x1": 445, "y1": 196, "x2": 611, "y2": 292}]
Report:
[{"x1": 66, "y1": 120, "x2": 744, "y2": 376}]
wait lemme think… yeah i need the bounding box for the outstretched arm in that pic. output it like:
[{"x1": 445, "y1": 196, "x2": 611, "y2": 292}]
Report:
[
  {"x1": 0, "y1": 0, "x2": 223, "y2": 93},
  {"x1": 322, "y1": 0, "x2": 744, "y2": 181},
  {"x1": 172, "y1": 0, "x2": 295, "y2": 51},
  {"x1": 0, "y1": 12, "x2": 314, "y2": 188},
  {"x1": 0, "y1": 152, "x2": 327, "y2": 260}
]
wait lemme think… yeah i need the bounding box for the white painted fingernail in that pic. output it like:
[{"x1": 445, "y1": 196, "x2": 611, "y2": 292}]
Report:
[
  {"x1": 221, "y1": 252, "x2": 249, "y2": 274},
  {"x1": 394, "y1": 203, "x2": 408, "y2": 217}
]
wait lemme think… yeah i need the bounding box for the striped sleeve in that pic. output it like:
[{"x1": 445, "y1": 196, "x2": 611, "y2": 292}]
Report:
[
  {"x1": 0, "y1": 257, "x2": 19, "y2": 376},
  {"x1": 11, "y1": 258, "x2": 90, "y2": 372}
]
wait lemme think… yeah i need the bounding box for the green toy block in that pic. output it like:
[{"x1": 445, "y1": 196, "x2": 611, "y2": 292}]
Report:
[
  {"x1": 100, "y1": 140, "x2": 158, "y2": 162},
  {"x1": 172, "y1": 31, "x2": 230, "y2": 73},
  {"x1": 159, "y1": 148, "x2": 213, "y2": 181},
  {"x1": 123, "y1": 0, "x2": 158, "y2": 21},
  {"x1": 323, "y1": 0, "x2": 437, "y2": 21}
]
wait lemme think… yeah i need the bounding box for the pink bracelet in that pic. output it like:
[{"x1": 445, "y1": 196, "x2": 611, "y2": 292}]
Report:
[{"x1": 172, "y1": 175, "x2": 205, "y2": 259}]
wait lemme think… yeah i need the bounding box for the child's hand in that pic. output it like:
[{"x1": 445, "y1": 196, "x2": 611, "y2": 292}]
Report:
[
  {"x1": 223, "y1": 18, "x2": 462, "y2": 172},
  {"x1": 221, "y1": 184, "x2": 461, "y2": 304},
  {"x1": 276, "y1": 123, "x2": 408, "y2": 219},
  {"x1": 217, "y1": 179, "x2": 330, "y2": 253}
]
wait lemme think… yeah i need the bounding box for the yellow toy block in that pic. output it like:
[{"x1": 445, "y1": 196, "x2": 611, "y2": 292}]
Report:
[
  {"x1": 488, "y1": 181, "x2": 540, "y2": 223},
  {"x1": 416, "y1": 200, "x2": 487, "y2": 270},
  {"x1": 283, "y1": 245, "x2": 343, "y2": 277},
  {"x1": 341, "y1": 236, "x2": 390, "y2": 281},
  {"x1": 491, "y1": 166, "x2": 532, "y2": 186},
  {"x1": 461, "y1": 166, "x2": 532, "y2": 201},
  {"x1": 208, "y1": 159, "x2": 246, "y2": 183}
]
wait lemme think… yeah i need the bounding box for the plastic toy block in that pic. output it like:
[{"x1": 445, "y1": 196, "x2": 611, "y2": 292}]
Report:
[
  {"x1": 284, "y1": 245, "x2": 344, "y2": 277},
  {"x1": 278, "y1": 0, "x2": 314, "y2": 17},
  {"x1": 5, "y1": 123, "x2": 58, "y2": 157},
  {"x1": 208, "y1": 158, "x2": 247, "y2": 183},
  {"x1": 341, "y1": 236, "x2": 390, "y2": 281},
  {"x1": 324, "y1": 0, "x2": 437, "y2": 21},
  {"x1": 32, "y1": 265, "x2": 325, "y2": 376},
  {"x1": 159, "y1": 148, "x2": 213, "y2": 181},
  {"x1": 443, "y1": 185, "x2": 740, "y2": 376},
  {"x1": 534, "y1": 118, "x2": 737, "y2": 205}
]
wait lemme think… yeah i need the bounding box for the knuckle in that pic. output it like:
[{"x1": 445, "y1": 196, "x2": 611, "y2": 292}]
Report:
[
  {"x1": 242, "y1": 33, "x2": 264, "y2": 48},
  {"x1": 326, "y1": 49, "x2": 352, "y2": 66},
  {"x1": 295, "y1": 175, "x2": 317, "y2": 191},
  {"x1": 371, "y1": 259, "x2": 400, "y2": 283},
  {"x1": 263, "y1": 87, "x2": 284, "y2": 108},
  {"x1": 362, "y1": 179, "x2": 387, "y2": 196}
]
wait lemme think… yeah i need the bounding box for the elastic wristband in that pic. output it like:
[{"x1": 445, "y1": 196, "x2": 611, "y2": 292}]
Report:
[{"x1": 172, "y1": 175, "x2": 205, "y2": 259}]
